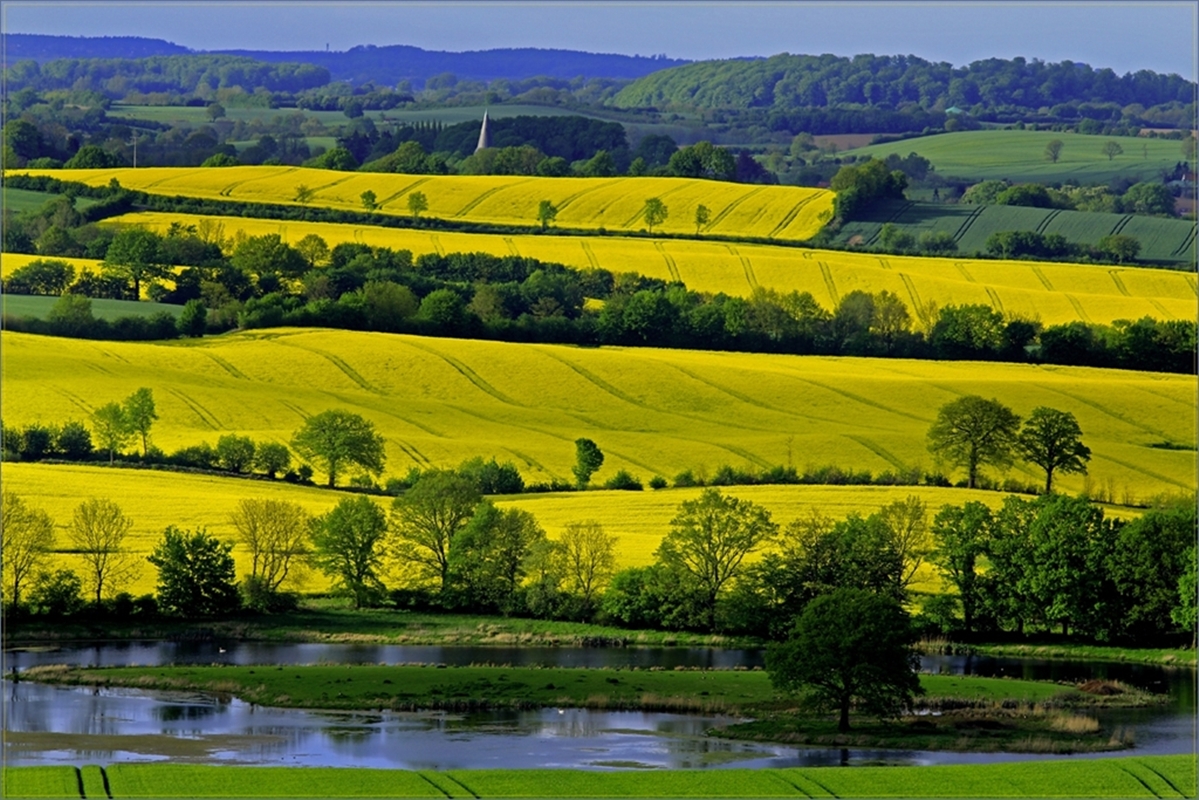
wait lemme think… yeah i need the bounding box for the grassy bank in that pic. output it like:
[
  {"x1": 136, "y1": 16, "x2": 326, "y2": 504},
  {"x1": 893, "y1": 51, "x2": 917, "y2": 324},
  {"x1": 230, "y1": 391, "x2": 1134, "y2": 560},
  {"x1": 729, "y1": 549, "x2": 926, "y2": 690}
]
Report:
[
  {"x1": 4, "y1": 756, "x2": 1195, "y2": 798},
  {"x1": 968, "y1": 642, "x2": 1198, "y2": 668},
  {"x1": 21, "y1": 663, "x2": 1158, "y2": 754}
]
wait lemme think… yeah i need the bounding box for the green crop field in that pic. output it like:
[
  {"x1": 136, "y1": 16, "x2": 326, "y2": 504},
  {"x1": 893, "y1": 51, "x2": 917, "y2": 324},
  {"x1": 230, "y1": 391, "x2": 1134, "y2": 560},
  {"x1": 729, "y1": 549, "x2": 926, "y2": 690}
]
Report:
[
  {"x1": 835, "y1": 200, "x2": 1197, "y2": 267},
  {"x1": 1, "y1": 187, "x2": 100, "y2": 215},
  {"x1": 844, "y1": 129, "x2": 1193, "y2": 184},
  {"x1": 2, "y1": 294, "x2": 183, "y2": 321},
  {"x1": 3, "y1": 757, "x2": 1195, "y2": 798}
]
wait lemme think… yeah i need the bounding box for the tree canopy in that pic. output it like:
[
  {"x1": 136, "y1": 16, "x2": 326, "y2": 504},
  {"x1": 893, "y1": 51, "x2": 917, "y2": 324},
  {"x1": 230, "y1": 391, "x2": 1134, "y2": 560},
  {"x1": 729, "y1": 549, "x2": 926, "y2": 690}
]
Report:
[{"x1": 290, "y1": 409, "x2": 386, "y2": 487}]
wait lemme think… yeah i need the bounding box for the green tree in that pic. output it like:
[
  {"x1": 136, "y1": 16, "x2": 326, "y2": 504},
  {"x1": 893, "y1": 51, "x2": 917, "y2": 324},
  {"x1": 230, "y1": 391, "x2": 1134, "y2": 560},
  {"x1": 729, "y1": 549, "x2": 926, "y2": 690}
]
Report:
[
  {"x1": 926, "y1": 396, "x2": 1021, "y2": 488},
  {"x1": 930, "y1": 501, "x2": 992, "y2": 633},
  {"x1": 216, "y1": 434, "x2": 257, "y2": 473},
  {"x1": 655, "y1": 488, "x2": 777, "y2": 629},
  {"x1": 559, "y1": 520, "x2": 618, "y2": 610},
  {"x1": 290, "y1": 409, "x2": 386, "y2": 487},
  {"x1": 90, "y1": 402, "x2": 133, "y2": 464},
  {"x1": 360, "y1": 189, "x2": 379, "y2": 211},
  {"x1": 1016, "y1": 407, "x2": 1091, "y2": 493},
  {"x1": 230, "y1": 498, "x2": 311, "y2": 593},
  {"x1": 389, "y1": 470, "x2": 481, "y2": 593},
  {"x1": 46, "y1": 294, "x2": 95, "y2": 336},
  {"x1": 407, "y1": 191, "x2": 429, "y2": 220},
  {"x1": 104, "y1": 227, "x2": 167, "y2": 299},
  {"x1": 572, "y1": 438, "x2": 604, "y2": 488},
  {"x1": 310, "y1": 496, "x2": 389, "y2": 608},
  {"x1": 205, "y1": 103, "x2": 226, "y2": 121},
  {"x1": 1, "y1": 492, "x2": 55, "y2": 605},
  {"x1": 537, "y1": 200, "x2": 559, "y2": 231},
  {"x1": 1101, "y1": 140, "x2": 1124, "y2": 161},
  {"x1": 3, "y1": 258, "x2": 75, "y2": 295},
  {"x1": 1120, "y1": 182, "x2": 1176, "y2": 216},
  {"x1": 122, "y1": 387, "x2": 157, "y2": 457},
  {"x1": 176, "y1": 299, "x2": 207, "y2": 338},
  {"x1": 1173, "y1": 546, "x2": 1197, "y2": 648},
  {"x1": 642, "y1": 198, "x2": 668, "y2": 233},
  {"x1": 1044, "y1": 139, "x2": 1064, "y2": 163},
  {"x1": 694, "y1": 204, "x2": 710, "y2": 234},
  {"x1": 231, "y1": 233, "x2": 308, "y2": 280},
  {"x1": 767, "y1": 588, "x2": 923, "y2": 732},
  {"x1": 1097, "y1": 234, "x2": 1141, "y2": 263},
  {"x1": 1109, "y1": 505, "x2": 1195, "y2": 643},
  {"x1": 294, "y1": 184, "x2": 315, "y2": 206},
  {"x1": 69, "y1": 498, "x2": 137, "y2": 604},
  {"x1": 254, "y1": 442, "x2": 291, "y2": 478},
  {"x1": 148, "y1": 526, "x2": 240, "y2": 617},
  {"x1": 448, "y1": 501, "x2": 546, "y2": 613},
  {"x1": 55, "y1": 421, "x2": 94, "y2": 460},
  {"x1": 28, "y1": 569, "x2": 84, "y2": 617},
  {"x1": 295, "y1": 234, "x2": 330, "y2": 268},
  {"x1": 64, "y1": 145, "x2": 121, "y2": 169}
]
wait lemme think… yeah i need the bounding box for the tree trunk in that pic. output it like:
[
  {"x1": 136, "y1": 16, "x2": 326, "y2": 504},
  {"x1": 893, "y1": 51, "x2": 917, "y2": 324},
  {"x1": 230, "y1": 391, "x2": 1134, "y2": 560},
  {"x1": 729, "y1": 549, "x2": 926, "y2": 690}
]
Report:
[
  {"x1": 838, "y1": 696, "x2": 851, "y2": 732},
  {"x1": 1045, "y1": 469, "x2": 1053, "y2": 494}
]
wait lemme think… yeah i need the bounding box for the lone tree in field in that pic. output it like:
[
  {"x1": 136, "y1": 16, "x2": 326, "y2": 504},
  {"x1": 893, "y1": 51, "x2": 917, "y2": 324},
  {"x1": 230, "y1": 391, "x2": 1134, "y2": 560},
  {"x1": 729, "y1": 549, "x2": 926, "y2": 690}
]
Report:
[
  {"x1": 694, "y1": 204, "x2": 710, "y2": 235},
  {"x1": 148, "y1": 526, "x2": 240, "y2": 617},
  {"x1": 767, "y1": 588, "x2": 923, "y2": 732},
  {"x1": 926, "y1": 395, "x2": 1020, "y2": 489},
  {"x1": 310, "y1": 495, "x2": 390, "y2": 608},
  {"x1": 122, "y1": 387, "x2": 157, "y2": 457},
  {"x1": 655, "y1": 488, "x2": 778, "y2": 629},
  {"x1": 1044, "y1": 139, "x2": 1064, "y2": 163},
  {"x1": 1, "y1": 492, "x2": 55, "y2": 606},
  {"x1": 1101, "y1": 140, "x2": 1124, "y2": 161},
  {"x1": 559, "y1": 520, "x2": 618, "y2": 610},
  {"x1": 90, "y1": 402, "x2": 133, "y2": 464},
  {"x1": 1016, "y1": 406, "x2": 1091, "y2": 493},
  {"x1": 290, "y1": 410, "x2": 386, "y2": 487},
  {"x1": 572, "y1": 438, "x2": 604, "y2": 488},
  {"x1": 360, "y1": 190, "x2": 379, "y2": 211},
  {"x1": 407, "y1": 191, "x2": 429, "y2": 221},
  {"x1": 294, "y1": 184, "x2": 315, "y2": 205},
  {"x1": 389, "y1": 470, "x2": 481, "y2": 593},
  {"x1": 537, "y1": 200, "x2": 559, "y2": 231},
  {"x1": 642, "y1": 197, "x2": 668, "y2": 233},
  {"x1": 103, "y1": 227, "x2": 169, "y2": 300},
  {"x1": 231, "y1": 498, "x2": 311, "y2": 593},
  {"x1": 70, "y1": 498, "x2": 138, "y2": 604}
]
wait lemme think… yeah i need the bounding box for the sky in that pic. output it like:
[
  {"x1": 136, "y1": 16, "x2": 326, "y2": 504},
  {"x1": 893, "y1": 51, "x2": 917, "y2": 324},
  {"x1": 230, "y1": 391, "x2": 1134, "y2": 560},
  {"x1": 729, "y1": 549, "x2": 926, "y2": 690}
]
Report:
[{"x1": 3, "y1": 2, "x2": 1197, "y2": 78}]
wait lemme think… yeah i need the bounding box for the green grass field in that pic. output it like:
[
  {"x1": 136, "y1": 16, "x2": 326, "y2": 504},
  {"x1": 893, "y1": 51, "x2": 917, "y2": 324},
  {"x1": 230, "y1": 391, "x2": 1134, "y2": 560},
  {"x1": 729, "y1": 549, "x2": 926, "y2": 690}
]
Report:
[
  {"x1": 844, "y1": 130, "x2": 1193, "y2": 184},
  {"x1": 1, "y1": 294, "x2": 183, "y2": 321},
  {"x1": 3, "y1": 756, "x2": 1194, "y2": 798},
  {"x1": 834, "y1": 200, "x2": 1197, "y2": 266},
  {"x1": 2, "y1": 188, "x2": 100, "y2": 215}
]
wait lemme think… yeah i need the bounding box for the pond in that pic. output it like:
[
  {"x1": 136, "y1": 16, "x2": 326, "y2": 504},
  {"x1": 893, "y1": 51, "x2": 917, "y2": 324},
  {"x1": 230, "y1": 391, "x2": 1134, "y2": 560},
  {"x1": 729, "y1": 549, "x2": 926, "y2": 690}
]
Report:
[{"x1": 3, "y1": 642, "x2": 1194, "y2": 769}]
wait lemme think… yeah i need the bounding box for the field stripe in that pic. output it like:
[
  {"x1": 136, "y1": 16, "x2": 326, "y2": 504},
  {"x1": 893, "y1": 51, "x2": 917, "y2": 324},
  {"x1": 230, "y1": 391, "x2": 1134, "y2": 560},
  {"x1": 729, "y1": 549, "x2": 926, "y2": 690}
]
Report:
[
  {"x1": 1110, "y1": 214, "x2": 1134, "y2": 236},
  {"x1": 843, "y1": 434, "x2": 907, "y2": 471},
  {"x1": 166, "y1": 387, "x2": 220, "y2": 430},
  {"x1": 1108, "y1": 270, "x2": 1132, "y2": 297},
  {"x1": 1136, "y1": 761, "x2": 1188, "y2": 798},
  {"x1": 53, "y1": 387, "x2": 94, "y2": 416},
  {"x1": 726, "y1": 244, "x2": 759, "y2": 289},
  {"x1": 1148, "y1": 298, "x2": 1171, "y2": 317},
  {"x1": 554, "y1": 178, "x2": 623, "y2": 212},
  {"x1": 954, "y1": 261, "x2": 977, "y2": 283},
  {"x1": 415, "y1": 772, "x2": 455, "y2": 798},
  {"x1": 985, "y1": 286, "x2": 1005, "y2": 314},
  {"x1": 276, "y1": 341, "x2": 384, "y2": 395},
  {"x1": 817, "y1": 261, "x2": 839, "y2": 305},
  {"x1": 579, "y1": 241, "x2": 601, "y2": 269},
  {"x1": 399, "y1": 340, "x2": 524, "y2": 406},
  {"x1": 951, "y1": 205, "x2": 985, "y2": 241},
  {"x1": 430, "y1": 234, "x2": 445, "y2": 256},
  {"x1": 217, "y1": 167, "x2": 299, "y2": 197},
  {"x1": 453, "y1": 178, "x2": 536, "y2": 217},
  {"x1": 99, "y1": 766, "x2": 113, "y2": 800},
  {"x1": 1039, "y1": 384, "x2": 1174, "y2": 440},
  {"x1": 654, "y1": 241, "x2": 682, "y2": 282},
  {"x1": 1093, "y1": 452, "x2": 1193, "y2": 491},
  {"x1": 792, "y1": 375, "x2": 931, "y2": 423},
  {"x1": 618, "y1": 182, "x2": 692, "y2": 228},
  {"x1": 442, "y1": 774, "x2": 482, "y2": 799},
  {"x1": 1065, "y1": 294, "x2": 1092, "y2": 322},
  {"x1": 376, "y1": 176, "x2": 432, "y2": 208},
  {"x1": 877, "y1": 257, "x2": 892, "y2": 270},
  {"x1": 204, "y1": 352, "x2": 248, "y2": 380},
  {"x1": 1034, "y1": 208, "x2": 1064, "y2": 235},
  {"x1": 503, "y1": 237, "x2": 520, "y2": 257},
  {"x1": 502, "y1": 447, "x2": 561, "y2": 481},
  {"x1": 276, "y1": 399, "x2": 311, "y2": 422},
  {"x1": 1031, "y1": 265, "x2": 1055, "y2": 291},
  {"x1": 766, "y1": 193, "x2": 818, "y2": 238},
  {"x1": 1117, "y1": 763, "x2": 1178, "y2": 798},
  {"x1": 703, "y1": 185, "x2": 769, "y2": 231},
  {"x1": 1168, "y1": 223, "x2": 1196, "y2": 258},
  {"x1": 898, "y1": 273, "x2": 922, "y2": 312}
]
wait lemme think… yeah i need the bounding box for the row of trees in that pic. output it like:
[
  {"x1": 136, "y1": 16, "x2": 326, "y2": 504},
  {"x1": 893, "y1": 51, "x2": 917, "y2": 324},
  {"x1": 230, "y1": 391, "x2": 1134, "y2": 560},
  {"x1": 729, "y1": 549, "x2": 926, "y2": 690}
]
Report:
[{"x1": 962, "y1": 178, "x2": 1179, "y2": 218}]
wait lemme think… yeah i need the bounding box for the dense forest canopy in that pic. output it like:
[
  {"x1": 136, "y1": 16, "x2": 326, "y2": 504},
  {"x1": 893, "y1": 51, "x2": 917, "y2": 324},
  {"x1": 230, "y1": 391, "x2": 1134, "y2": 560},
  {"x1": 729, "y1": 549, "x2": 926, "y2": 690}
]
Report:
[{"x1": 610, "y1": 53, "x2": 1197, "y2": 113}]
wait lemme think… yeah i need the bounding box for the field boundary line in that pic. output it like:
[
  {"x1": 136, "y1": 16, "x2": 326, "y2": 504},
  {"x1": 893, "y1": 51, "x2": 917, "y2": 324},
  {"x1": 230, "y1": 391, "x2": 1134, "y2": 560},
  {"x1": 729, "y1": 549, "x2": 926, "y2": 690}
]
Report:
[
  {"x1": 555, "y1": 178, "x2": 622, "y2": 212},
  {"x1": 818, "y1": 261, "x2": 839, "y2": 305},
  {"x1": 579, "y1": 241, "x2": 601, "y2": 269},
  {"x1": 376, "y1": 176, "x2": 431, "y2": 208},
  {"x1": 453, "y1": 177, "x2": 535, "y2": 218},
  {"x1": 1168, "y1": 223, "x2": 1196, "y2": 258},
  {"x1": 1108, "y1": 270, "x2": 1132, "y2": 296},
  {"x1": 951, "y1": 205, "x2": 985, "y2": 242},
  {"x1": 766, "y1": 193, "x2": 818, "y2": 238},
  {"x1": 898, "y1": 273, "x2": 922, "y2": 312},
  {"x1": 703, "y1": 185, "x2": 769, "y2": 232},
  {"x1": 166, "y1": 387, "x2": 220, "y2": 430},
  {"x1": 399, "y1": 339, "x2": 524, "y2": 407},
  {"x1": 843, "y1": 433, "x2": 907, "y2": 471},
  {"x1": 654, "y1": 241, "x2": 682, "y2": 282},
  {"x1": 1031, "y1": 265, "x2": 1054, "y2": 291}
]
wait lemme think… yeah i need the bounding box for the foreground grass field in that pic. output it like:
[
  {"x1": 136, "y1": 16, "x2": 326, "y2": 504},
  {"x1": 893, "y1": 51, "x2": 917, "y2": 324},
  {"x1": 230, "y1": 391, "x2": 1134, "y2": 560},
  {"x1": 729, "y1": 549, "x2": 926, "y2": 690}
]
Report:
[
  {"x1": 13, "y1": 167, "x2": 835, "y2": 241},
  {"x1": 3, "y1": 756, "x2": 1195, "y2": 798},
  {"x1": 843, "y1": 129, "x2": 1192, "y2": 184},
  {"x1": 5, "y1": 328, "x2": 1193, "y2": 493},
  {"x1": 101, "y1": 211, "x2": 1199, "y2": 325}
]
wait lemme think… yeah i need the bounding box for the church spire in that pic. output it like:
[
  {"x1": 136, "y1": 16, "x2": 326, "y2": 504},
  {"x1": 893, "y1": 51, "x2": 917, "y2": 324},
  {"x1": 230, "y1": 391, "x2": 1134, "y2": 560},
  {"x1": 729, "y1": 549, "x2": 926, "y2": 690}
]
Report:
[{"x1": 475, "y1": 109, "x2": 490, "y2": 153}]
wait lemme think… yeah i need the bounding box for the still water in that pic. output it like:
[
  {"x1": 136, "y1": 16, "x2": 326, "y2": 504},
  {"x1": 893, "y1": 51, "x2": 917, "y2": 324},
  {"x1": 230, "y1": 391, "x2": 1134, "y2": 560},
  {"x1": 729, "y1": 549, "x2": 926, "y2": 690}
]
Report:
[{"x1": 3, "y1": 642, "x2": 1194, "y2": 769}]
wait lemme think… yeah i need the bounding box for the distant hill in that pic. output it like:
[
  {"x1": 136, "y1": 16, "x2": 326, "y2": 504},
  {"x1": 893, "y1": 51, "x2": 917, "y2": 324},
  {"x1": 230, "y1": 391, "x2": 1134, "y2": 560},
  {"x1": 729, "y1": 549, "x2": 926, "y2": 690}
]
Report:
[{"x1": 2, "y1": 34, "x2": 689, "y2": 86}]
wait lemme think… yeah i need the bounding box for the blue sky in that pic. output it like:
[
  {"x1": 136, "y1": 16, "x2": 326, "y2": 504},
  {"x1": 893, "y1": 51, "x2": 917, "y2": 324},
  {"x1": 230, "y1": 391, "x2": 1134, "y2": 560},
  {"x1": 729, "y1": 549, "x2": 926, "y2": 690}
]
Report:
[{"x1": 3, "y1": 2, "x2": 1196, "y2": 78}]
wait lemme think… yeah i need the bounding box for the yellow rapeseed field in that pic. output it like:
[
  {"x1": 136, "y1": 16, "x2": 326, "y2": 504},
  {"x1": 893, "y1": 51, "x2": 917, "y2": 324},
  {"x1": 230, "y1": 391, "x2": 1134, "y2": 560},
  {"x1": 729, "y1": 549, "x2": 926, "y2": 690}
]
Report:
[
  {"x1": 12, "y1": 167, "x2": 835, "y2": 241},
  {"x1": 3, "y1": 329, "x2": 1194, "y2": 504},
  {"x1": 4, "y1": 463, "x2": 1140, "y2": 595},
  {"x1": 1, "y1": 253, "x2": 106, "y2": 281},
  {"x1": 102, "y1": 211, "x2": 1197, "y2": 325}
]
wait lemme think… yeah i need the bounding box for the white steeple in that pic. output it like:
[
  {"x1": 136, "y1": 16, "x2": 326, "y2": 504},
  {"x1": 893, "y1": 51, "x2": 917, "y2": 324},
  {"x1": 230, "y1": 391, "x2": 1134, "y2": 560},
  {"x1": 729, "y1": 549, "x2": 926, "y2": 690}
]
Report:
[{"x1": 475, "y1": 109, "x2": 490, "y2": 153}]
